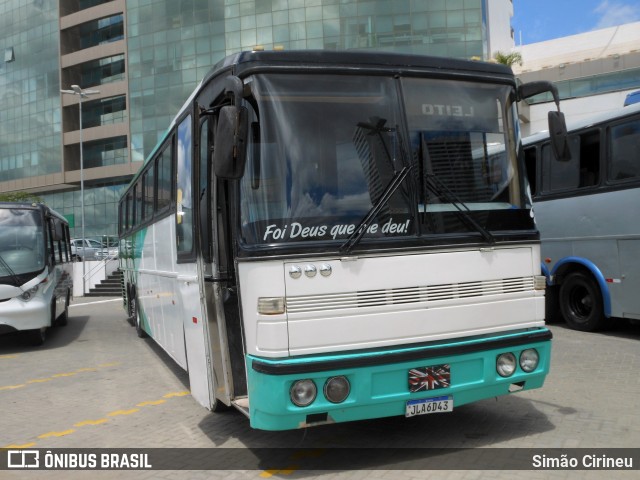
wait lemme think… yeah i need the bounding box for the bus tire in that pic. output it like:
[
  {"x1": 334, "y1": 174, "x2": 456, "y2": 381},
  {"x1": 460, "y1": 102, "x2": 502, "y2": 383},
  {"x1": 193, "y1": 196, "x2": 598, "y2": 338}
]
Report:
[
  {"x1": 126, "y1": 287, "x2": 135, "y2": 326},
  {"x1": 211, "y1": 398, "x2": 230, "y2": 413},
  {"x1": 559, "y1": 271, "x2": 606, "y2": 332},
  {"x1": 28, "y1": 327, "x2": 46, "y2": 346},
  {"x1": 131, "y1": 295, "x2": 147, "y2": 338},
  {"x1": 57, "y1": 290, "x2": 70, "y2": 327}
]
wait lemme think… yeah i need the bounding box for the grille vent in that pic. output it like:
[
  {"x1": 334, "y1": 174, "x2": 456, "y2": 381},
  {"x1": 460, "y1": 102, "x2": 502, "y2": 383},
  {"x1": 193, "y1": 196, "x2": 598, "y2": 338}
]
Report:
[{"x1": 286, "y1": 277, "x2": 533, "y2": 314}]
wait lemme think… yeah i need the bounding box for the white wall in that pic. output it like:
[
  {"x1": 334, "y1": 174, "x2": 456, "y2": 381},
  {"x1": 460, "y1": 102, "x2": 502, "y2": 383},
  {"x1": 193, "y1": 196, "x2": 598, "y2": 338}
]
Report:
[
  {"x1": 486, "y1": 0, "x2": 515, "y2": 57},
  {"x1": 72, "y1": 260, "x2": 118, "y2": 297}
]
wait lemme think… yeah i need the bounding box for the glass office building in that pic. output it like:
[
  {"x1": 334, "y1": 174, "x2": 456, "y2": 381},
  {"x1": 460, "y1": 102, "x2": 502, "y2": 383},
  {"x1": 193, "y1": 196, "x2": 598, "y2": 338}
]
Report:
[{"x1": 0, "y1": 0, "x2": 513, "y2": 238}]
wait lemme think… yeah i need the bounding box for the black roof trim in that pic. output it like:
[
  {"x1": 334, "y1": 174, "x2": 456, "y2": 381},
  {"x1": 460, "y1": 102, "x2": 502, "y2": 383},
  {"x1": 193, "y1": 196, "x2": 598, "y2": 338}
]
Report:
[{"x1": 204, "y1": 50, "x2": 514, "y2": 85}]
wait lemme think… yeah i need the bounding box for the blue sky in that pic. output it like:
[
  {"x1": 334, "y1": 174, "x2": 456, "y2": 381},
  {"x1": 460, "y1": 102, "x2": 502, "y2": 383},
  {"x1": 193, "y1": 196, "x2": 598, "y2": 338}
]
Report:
[{"x1": 511, "y1": 0, "x2": 640, "y2": 44}]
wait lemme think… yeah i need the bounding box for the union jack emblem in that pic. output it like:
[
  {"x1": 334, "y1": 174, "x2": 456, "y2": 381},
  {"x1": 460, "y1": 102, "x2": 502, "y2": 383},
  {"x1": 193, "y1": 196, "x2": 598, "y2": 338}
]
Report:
[{"x1": 409, "y1": 364, "x2": 451, "y2": 393}]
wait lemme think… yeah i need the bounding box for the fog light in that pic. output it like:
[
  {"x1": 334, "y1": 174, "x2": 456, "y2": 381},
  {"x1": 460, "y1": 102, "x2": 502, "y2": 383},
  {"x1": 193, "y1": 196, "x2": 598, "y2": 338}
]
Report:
[
  {"x1": 324, "y1": 376, "x2": 350, "y2": 403},
  {"x1": 290, "y1": 379, "x2": 317, "y2": 407},
  {"x1": 496, "y1": 352, "x2": 517, "y2": 377},
  {"x1": 519, "y1": 349, "x2": 539, "y2": 373}
]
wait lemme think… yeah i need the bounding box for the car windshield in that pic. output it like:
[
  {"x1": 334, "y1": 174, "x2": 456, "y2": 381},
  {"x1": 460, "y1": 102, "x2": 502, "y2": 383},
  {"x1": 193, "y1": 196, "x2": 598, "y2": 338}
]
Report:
[
  {"x1": 239, "y1": 73, "x2": 532, "y2": 250},
  {"x1": 0, "y1": 208, "x2": 45, "y2": 282}
]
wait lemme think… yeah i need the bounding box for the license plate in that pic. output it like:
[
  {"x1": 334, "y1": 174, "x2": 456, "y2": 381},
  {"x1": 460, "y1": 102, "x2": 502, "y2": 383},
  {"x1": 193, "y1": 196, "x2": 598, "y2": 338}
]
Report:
[{"x1": 406, "y1": 396, "x2": 453, "y2": 417}]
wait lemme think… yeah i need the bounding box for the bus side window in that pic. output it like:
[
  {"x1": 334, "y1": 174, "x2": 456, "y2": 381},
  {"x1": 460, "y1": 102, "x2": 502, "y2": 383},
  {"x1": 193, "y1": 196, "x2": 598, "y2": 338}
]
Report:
[
  {"x1": 157, "y1": 144, "x2": 172, "y2": 212},
  {"x1": 176, "y1": 115, "x2": 194, "y2": 258},
  {"x1": 134, "y1": 182, "x2": 143, "y2": 227},
  {"x1": 541, "y1": 138, "x2": 579, "y2": 193},
  {"x1": 609, "y1": 120, "x2": 640, "y2": 182},
  {"x1": 126, "y1": 192, "x2": 133, "y2": 230},
  {"x1": 577, "y1": 130, "x2": 600, "y2": 188},
  {"x1": 199, "y1": 117, "x2": 213, "y2": 263},
  {"x1": 64, "y1": 224, "x2": 71, "y2": 262},
  {"x1": 524, "y1": 146, "x2": 538, "y2": 197}
]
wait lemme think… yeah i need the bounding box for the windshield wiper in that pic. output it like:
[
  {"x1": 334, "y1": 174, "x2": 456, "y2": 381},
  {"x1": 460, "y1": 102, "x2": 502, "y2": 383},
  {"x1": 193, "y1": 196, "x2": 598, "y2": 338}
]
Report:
[
  {"x1": 0, "y1": 253, "x2": 22, "y2": 287},
  {"x1": 340, "y1": 165, "x2": 412, "y2": 254},
  {"x1": 424, "y1": 174, "x2": 495, "y2": 245}
]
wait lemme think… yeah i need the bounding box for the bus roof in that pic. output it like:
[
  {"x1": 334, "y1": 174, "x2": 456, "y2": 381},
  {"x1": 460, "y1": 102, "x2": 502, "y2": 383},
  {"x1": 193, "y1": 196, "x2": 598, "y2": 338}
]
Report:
[
  {"x1": 523, "y1": 101, "x2": 640, "y2": 146},
  {"x1": 0, "y1": 202, "x2": 68, "y2": 223},
  {"x1": 205, "y1": 50, "x2": 515, "y2": 83}
]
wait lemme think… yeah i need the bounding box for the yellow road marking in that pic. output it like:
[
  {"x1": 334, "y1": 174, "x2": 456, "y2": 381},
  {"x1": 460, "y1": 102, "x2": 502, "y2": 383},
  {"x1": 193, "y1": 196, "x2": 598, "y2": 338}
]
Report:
[
  {"x1": 0, "y1": 354, "x2": 18, "y2": 359},
  {"x1": 27, "y1": 378, "x2": 52, "y2": 384},
  {"x1": 260, "y1": 467, "x2": 298, "y2": 477},
  {"x1": 38, "y1": 429, "x2": 75, "y2": 439},
  {"x1": 136, "y1": 399, "x2": 166, "y2": 407},
  {"x1": 98, "y1": 362, "x2": 120, "y2": 367},
  {"x1": 1, "y1": 362, "x2": 120, "y2": 391},
  {"x1": 2, "y1": 443, "x2": 36, "y2": 449},
  {"x1": 163, "y1": 391, "x2": 190, "y2": 398},
  {"x1": 4, "y1": 390, "x2": 186, "y2": 447},
  {"x1": 74, "y1": 419, "x2": 108, "y2": 427},
  {"x1": 0, "y1": 385, "x2": 25, "y2": 391},
  {"x1": 107, "y1": 409, "x2": 140, "y2": 417}
]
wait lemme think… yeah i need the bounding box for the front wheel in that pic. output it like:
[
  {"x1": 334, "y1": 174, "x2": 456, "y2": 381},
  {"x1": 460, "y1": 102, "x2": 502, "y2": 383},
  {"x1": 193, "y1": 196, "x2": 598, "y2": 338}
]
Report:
[
  {"x1": 57, "y1": 290, "x2": 70, "y2": 327},
  {"x1": 27, "y1": 327, "x2": 46, "y2": 346},
  {"x1": 559, "y1": 271, "x2": 606, "y2": 332}
]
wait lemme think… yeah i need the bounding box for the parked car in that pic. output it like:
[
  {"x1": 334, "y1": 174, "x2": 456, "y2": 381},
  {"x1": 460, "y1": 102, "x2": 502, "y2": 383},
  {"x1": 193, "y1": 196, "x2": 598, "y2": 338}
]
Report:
[
  {"x1": 94, "y1": 235, "x2": 119, "y2": 259},
  {"x1": 70, "y1": 238, "x2": 107, "y2": 261},
  {"x1": 95, "y1": 244, "x2": 119, "y2": 260}
]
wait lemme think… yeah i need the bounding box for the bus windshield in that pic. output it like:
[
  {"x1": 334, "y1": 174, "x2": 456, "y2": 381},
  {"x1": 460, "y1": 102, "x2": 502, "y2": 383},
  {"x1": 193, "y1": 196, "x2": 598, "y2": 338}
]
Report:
[
  {"x1": 0, "y1": 208, "x2": 45, "y2": 284},
  {"x1": 240, "y1": 74, "x2": 531, "y2": 249}
]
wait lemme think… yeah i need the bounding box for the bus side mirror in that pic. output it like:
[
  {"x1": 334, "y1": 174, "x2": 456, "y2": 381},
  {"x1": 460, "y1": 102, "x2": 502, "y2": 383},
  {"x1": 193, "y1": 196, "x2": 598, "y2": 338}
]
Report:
[
  {"x1": 213, "y1": 105, "x2": 249, "y2": 179},
  {"x1": 518, "y1": 81, "x2": 571, "y2": 161},
  {"x1": 548, "y1": 111, "x2": 571, "y2": 161}
]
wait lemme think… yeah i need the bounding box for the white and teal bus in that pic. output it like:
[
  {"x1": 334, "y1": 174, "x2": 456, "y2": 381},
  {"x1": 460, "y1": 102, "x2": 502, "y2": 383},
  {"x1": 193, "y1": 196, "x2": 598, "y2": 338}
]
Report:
[
  {"x1": 0, "y1": 202, "x2": 73, "y2": 345},
  {"x1": 119, "y1": 50, "x2": 568, "y2": 430},
  {"x1": 524, "y1": 102, "x2": 640, "y2": 331}
]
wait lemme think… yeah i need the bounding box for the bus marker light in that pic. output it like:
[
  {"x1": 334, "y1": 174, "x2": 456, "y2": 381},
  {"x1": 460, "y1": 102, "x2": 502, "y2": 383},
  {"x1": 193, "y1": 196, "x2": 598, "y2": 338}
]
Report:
[
  {"x1": 496, "y1": 353, "x2": 517, "y2": 377},
  {"x1": 290, "y1": 379, "x2": 317, "y2": 407},
  {"x1": 192, "y1": 317, "x2": 198, "y2": 324},
  {"x1": 258, "y1": 297, "x2": 285, "y2": 315}
]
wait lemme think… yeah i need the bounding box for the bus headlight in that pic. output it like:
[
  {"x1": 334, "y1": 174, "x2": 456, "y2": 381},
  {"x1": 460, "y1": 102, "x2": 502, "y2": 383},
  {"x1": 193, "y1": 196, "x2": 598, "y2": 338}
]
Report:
[
  {"x1": 519, "y1": 349, "x2": 540, "y2": 373},
  {"x1": 496, "y1": 352, "x2": 517, "y2": 377},
  {"x1": 290, "y1": 379, "x2": 317, "y2": 407},
  {"x1": 324, "y1": 376, "x2": 350, "y2": 404},
  {"x1": 19, "y1": 286, "x2": 39, "y2": 302}
]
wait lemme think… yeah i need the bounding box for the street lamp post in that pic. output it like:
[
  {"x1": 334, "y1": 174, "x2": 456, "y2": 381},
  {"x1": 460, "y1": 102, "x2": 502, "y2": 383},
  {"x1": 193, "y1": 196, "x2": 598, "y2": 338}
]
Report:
[{"x1": 61, "y1": 85, "x2": 99, "y2": 296}]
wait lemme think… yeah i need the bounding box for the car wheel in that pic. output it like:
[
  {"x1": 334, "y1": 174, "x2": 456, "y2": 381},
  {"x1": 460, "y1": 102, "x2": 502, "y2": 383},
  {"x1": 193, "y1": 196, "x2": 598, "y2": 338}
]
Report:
[
  {"x1": 559, "y1": 271, "x2": 606, "y2": 332},
  {"x1": 27, "y1": 327, "x2": 46, "y2": 346}
]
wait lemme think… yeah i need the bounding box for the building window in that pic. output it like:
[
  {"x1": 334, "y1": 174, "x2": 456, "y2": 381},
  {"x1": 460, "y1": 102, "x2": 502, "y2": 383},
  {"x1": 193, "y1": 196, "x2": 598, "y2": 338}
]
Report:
[{"x1": 4, "y1": 47, "x2": 14, "y2": 62}]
